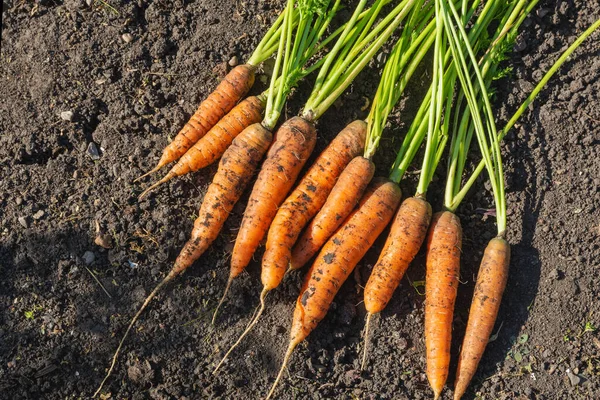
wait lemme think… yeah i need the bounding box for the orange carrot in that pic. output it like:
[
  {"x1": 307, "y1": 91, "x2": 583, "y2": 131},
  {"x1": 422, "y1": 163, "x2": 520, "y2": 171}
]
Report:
[
  {"x1": 266, "y1": 178, "x2": 402, "y2": 399},
  {"x1": 93, "y1": 122, "x2": 272, "y2": 397},
  {"x1": 139, "y1": 64, "x2": 256, "y2": 178},
  {"x1": 360, "y1": 195, "x2": 432, "y2": 369},
  {"x1": 212, "y1": 116, "x2": 317, "y2": 321},
  {"x1": 290, "y1": 155, "x2": 375, "y2": 270},
  {"x1": 453, "y1": 237, "x2": 510, "y2": 400},
  {"x1": 211, "y1": 120, "x2": 366, "y2": 374},
  {"x1": 262, "y1": 120, "x2": 367, "y2": 290},
  {"x1": 138, "y1": 95, "x2": 265, "y2": 199},
  {"x1": 425, "y1": 211, "x2": 463, "y2": 400}
]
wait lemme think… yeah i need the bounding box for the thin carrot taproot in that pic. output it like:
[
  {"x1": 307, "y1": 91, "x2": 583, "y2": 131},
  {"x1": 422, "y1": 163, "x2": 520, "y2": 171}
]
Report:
[
  {"x1": 139, "y1": 64, "x2": 256, "y2": 179},
  {"x1": 92, "y1": 123, "x2": 272, "y2": 397},
  {"x1": 290, "y1": 155, "x2": 375, "y2": 270},
  {"x1": 266, "y1": 178, "x2": 402, "y2": 399},
  {"x1": 138, "y1": 95, "x2": 265, "y2": 200},
  {"x1": 425, "y1": 210, "x2": 462, "y2": 400}
]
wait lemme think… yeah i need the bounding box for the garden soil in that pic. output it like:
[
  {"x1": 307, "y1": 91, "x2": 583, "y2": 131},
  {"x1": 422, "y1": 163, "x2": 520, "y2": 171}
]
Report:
[{"x1": 1, "y1": 1, "x2": 599, "y2": 399}]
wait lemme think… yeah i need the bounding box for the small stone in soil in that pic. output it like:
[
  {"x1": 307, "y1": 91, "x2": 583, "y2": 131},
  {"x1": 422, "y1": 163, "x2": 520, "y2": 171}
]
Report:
[
  {"x1": 122, "y1": 33, "x2": 134, "y2": 43},
  {"x1": 15, "y1": 197, "x2": 23, "y2": 205},
  {"x1": 82, "y1": 251, "x2": 95, "y2": 265},
  {"x1": 60, "y1": 111, "x2": 74, "y2": 121},
  {"x1": 228, "y1": 56, "x2": 238, "y2": 67},
  {"x1": 566, "y1": 368, "x2": 581, "y2": 386},
  {"x1": 87, "y1": 142, "x2": 101, "y2": 160},
  {"x1": 18, "y1": 216, "x2": 29, "y2": 228},
  {"x1": 33, "y1": 210, "x2": 45, "y2": 220}
]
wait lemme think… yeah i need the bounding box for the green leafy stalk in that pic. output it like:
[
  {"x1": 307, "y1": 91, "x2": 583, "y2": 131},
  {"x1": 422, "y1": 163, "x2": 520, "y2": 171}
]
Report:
[{"x1": 248, "y1": 7, "x2": 301, "y2": 66}]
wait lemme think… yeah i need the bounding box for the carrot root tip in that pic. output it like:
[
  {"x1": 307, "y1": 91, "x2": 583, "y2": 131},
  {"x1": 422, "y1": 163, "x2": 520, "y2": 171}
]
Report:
[
  {"x1": 360, "y1": 313, "x2": 374, "y2": 371},
  {"x1": 212, "y1": 278, "x2": 233, "y2": 325}
]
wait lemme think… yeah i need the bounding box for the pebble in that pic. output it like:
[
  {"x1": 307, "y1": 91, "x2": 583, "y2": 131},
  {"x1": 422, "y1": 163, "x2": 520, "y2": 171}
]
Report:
[
  {"x1": 566, "y1": 368, "x2": 581, "y2": 386},
  {"x1": 15, "y1": 197, "x2": 23, "y2": 205},
  {"x1": 87, "y1": 142, "x2": 101, "y2": 160},
  {"x1": 60, "y1": 111, "x2": 74, "y2": 121},
  {"x1": 95, "y1": 233, "x2": 113, "y2": 249},
  {"x1": 18, "y1": 216, "x2": 29, "y2": 228},
  {"x1": 122, "y1": 33, "x2": 134, "y2": 43},
  {"x1": 228, "y1": 56, "x2": 238, "y2": 67},
  {"x1": 33, "y1": 210, "x2": 45, "y2": 220},
  {"x1": 82, "y1": 251, "x2": 95, "y2": 265}
]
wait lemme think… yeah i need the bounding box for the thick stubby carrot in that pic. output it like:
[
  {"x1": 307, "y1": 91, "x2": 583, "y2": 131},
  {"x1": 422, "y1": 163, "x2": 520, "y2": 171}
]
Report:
[
  {"x1": 290, "y1": 156, "x2": 375, "y2": 270},
  {"x1": 454, "y1": 237, "x2": 510, "y2": 400},
  {"x1": 230, "y1": 116, "x2": 317, "y2": 279},
  {"x1": 425, "y1": 211, "x2": 463, "y2": 400},
  {"x1": 92, "y1": 123, "x2": 271, "y2": 398},
  {"x1": 262, "y1": 120, "x2": 367, "y2": 290},
  {"x1": 147, "y1": 64, "x2": 256, "y2": 175},
  {"x1": 138, "y1": 96, "x2": 265, "y2": 199},
  {"x1": 172, "y1": 123, "x2": 273, "y2": 274},
  {"x1": 266, "y1": 178, "x2": 401, "y2": 399},
  {"x1": 365, "y1": 196, "x2": 433, "y2": 313}
]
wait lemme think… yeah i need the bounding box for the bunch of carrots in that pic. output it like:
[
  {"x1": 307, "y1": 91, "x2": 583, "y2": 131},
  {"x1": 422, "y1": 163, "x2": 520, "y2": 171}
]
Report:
[{"x1": 93, "y1": 0, "x2": 600, "y2": 398}]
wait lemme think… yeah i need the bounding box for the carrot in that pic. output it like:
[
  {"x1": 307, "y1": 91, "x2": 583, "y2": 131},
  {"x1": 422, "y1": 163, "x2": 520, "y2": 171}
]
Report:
[
  {"x1": 290, "y1": 155, "x2": 375, "y2": 270},
  {"x1": 453, "y1": 237, "x2": 509, "y2": 399},
  {"x1": 266, "y1": 178, "x2": 402, "y2": 399},
  {"x1": 262, "y1": 120, "x2": 367, "y2": 290},
  {"x1": 425, "y1": 211, "x2": 462, "y2": 400},
  {"x1": 138, "y1": 95, "x2": 265, "y2": 199},
  {"x1": 92, "y1": 123, "x2": 272, "y2": 397},
  {"x1": 211, "y1": 120, "x2": 366, "y2": 374},
  {"x1": 212, "y1": 116, "x2": 317, "y2": 321},
  {"x1": 361, "y1": 195, "x2": 432, "y2": 368},
  {"x1": 138, "y1": 64, "x2": 256, "y2": 179}
]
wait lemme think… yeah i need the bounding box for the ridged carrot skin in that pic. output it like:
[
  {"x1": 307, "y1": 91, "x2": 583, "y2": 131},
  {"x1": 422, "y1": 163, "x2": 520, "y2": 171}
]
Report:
[
  {"x1": 291, "y1": 178, "x2": 402, "y2": 344},
  {"x1": 364, "y1": 196, "x2": 432, "y2": 314},
  {"x1": 230, "y1": 116, "x2": 317, "y2": 279},
  {"x1": 290, "y1": 156, "x2": 375, "y2": 270},
  {"x1": 261, "y1": 120, "x2": 367, "y2": 290},
  {"x1": 152, "y1": 64, "x2": 256, "y2": 172},
  {"x1": 453, "y1": 237, "x2": 510, "y2": 400},
  {"x1": 425, "y1": 211, "x2": 463, "y2": 400},
  {"x1": 171, "y1": 123, "x2": 273, "y2": 275}
]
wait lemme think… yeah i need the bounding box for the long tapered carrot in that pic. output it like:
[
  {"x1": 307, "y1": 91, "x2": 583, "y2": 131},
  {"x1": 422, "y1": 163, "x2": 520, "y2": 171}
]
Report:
[
  {"x1": 93, "y1": 123, "x2": 272, "y2": 397},
  {"x1": 290, "y1": 155, "x2": 375, "y2": 270},
  {"x1": 361, "y1": 195, "x2": 432, "y2": 369},
  {"x1": 453, "y1": 237, "x2": 509, "y2": 400},
  {"x1": 138, "y1": 95, "x2": 265, "y2": 199},
  {"x1": 212, "y1": 120, "x2": 366, "y2": 373},
  {"x1": 266, "y1": 178, "x2": 402, "y2": 399},
  {"x1": 425, "y1": 210, "x2": 462, "y2": 400},
  {"x1": 212, "y1": 116, "x2": 317, "y2": 321},
  {"x1": 262, "y1": 120, "x2": 367, "y2": 290},
  {"x1": 139, "y1": 64, "x2": 256, "y2": 179}
]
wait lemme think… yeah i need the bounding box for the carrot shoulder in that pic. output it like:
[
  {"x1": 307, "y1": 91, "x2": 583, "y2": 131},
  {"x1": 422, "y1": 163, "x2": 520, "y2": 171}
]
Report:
[
  {"x1": 151, "y1": 64, "x2": 256, "y2": 173},
  {"x1": 454, "y1": 237, "x2": 510, "y2": 400},
  {"x1": 172, "y1": 122, "x2": 273, "y2": 274},
  {"x1": 290, "y1": 155, "x2": 375, "y2": 270},
  {"x1": 425, "y1": 211, "x2": 463, "y2": 400},
  {"x1": 261, "y1": 120, "x2": 367, "y2": 290}
]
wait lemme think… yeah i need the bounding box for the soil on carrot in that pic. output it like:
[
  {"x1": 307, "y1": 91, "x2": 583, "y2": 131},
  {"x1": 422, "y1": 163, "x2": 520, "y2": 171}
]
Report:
[{"x1": 1, "y1": 1, "x2": 599, "y2": 399}]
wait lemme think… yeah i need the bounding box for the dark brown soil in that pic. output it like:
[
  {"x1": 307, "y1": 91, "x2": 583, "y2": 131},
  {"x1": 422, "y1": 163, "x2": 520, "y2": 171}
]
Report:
[{"x1": 1, "y1": 1, "x2": 599, "y2": 399}]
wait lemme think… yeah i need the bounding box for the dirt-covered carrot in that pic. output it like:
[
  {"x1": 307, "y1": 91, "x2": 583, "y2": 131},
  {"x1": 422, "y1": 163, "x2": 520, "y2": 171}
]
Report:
[
  {"x1": 137, "y1": 9, "x2": 296, "y2": 179},
  {"x1": 92, "y1": 123, "x2": 272, "y2": 398},
  {"x1": 138, "y1": 95, "x2": 266, "y2": 200},
  {"x1": 425, "y1": 211, "x2": 462, "y2": 399},
  {"x1": 454, "y1": 237, "x2": 509, "y2": 399},
  {"x1": 266, "y1": 178, "x2": 402, "y2": 399}
]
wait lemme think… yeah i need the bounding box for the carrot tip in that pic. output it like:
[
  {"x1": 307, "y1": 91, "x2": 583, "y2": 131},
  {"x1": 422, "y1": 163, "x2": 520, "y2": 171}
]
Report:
[
  {"x1": 133, "y1": 165, "x2": 161, "y2": 183},
  {"x1": 212, "y1": 278, "x2": 233, "y2": 325},
  {"x1": 137, "y1": 173, "x2": 174, "y2": 201},
  {"x1": 360, "y1": 313, "x2": 374, "y2": 371}
]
